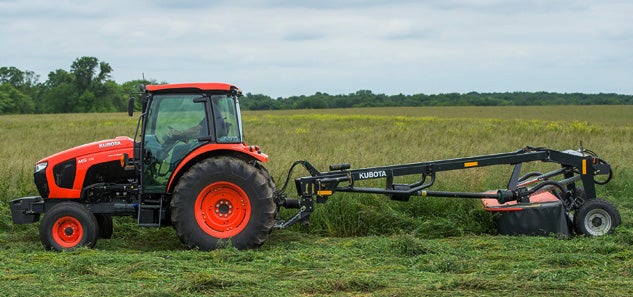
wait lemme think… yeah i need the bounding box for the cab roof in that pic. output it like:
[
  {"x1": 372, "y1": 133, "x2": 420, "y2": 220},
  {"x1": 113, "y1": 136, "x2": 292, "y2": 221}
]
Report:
[{"x1": 145, "y1": 83, "x2": 241, "y2": 94}]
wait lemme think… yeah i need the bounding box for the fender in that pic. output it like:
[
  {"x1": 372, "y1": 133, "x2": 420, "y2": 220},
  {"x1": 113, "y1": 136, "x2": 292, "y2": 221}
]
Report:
[{"x1": 167, "y1": 143, "x2": 268, "y2": 192}]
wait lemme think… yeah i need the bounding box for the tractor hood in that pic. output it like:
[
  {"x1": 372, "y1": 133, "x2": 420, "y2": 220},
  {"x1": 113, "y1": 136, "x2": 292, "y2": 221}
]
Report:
[
  {"x1": 34, "y1": 136, "x2": 136, "y2": 199},
  {"x1": 37, "y1": 136, "x2": 135, "y2": 166}
]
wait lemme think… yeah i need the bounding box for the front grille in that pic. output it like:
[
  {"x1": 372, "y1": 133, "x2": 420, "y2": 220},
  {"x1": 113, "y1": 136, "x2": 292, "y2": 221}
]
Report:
[{"x1": 34, "y1": 171, "x2": 49, "y2": 198}]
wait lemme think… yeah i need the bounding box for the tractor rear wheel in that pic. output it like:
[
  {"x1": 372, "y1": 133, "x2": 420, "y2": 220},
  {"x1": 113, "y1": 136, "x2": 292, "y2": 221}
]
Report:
[
  {"x1": 255, "y1": 162, "x2": 279, "y2": 217},
  {"x1": 573, "y1": 198, "x2": 620, "y2": 236},
  {"x1": 39, "y1": 202, "x2": 99, "y2": 251},
  {"x1": 170, "y1": 156, "x2": 276, "y2": 250}
]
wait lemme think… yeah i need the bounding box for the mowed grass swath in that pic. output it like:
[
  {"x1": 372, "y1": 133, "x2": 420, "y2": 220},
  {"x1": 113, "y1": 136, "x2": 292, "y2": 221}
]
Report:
[{"x1": 1, "y1": 105, "x2": 632, "y2": 296}]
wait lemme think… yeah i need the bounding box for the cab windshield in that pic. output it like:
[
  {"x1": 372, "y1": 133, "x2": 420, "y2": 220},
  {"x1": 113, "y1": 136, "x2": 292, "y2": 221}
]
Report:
[{"x1": 212, "y1": 95, "x2": 243, "y2": 143}]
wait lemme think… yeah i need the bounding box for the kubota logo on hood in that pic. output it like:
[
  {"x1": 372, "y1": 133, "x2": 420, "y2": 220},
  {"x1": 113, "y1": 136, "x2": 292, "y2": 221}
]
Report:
[{"x1": 99, "y1": 141, "x2": 122, "y2": 149}]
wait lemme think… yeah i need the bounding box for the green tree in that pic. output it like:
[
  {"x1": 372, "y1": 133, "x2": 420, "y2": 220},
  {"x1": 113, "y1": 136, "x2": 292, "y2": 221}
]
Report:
[
  {"x1": 0, "y1": 83, "x2": 35, "y2": 114},
  {"x1": 40, "y1": 69, "x2": 76, "y2": 113},
  {"x1": 40, "y1": 56, "x2": 117, "y2": 113},
  {"x1": 70, "y1": 56, "x2": 115, "y2": 112},
  {"x1": 0, "y1": 66, "x2": 41, "y2": 109},
  {"x1": 241, "y1": 93, "x2": 279, "y2": 110},
  {"x1": 0, "y1": 66, "x2": 39, "y2": 89}
]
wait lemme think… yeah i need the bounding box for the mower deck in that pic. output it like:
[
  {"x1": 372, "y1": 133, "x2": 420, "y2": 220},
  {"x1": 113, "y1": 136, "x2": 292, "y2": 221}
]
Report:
[{"x1": 482, "y1": 192, "x2": 569, "y2": 236}]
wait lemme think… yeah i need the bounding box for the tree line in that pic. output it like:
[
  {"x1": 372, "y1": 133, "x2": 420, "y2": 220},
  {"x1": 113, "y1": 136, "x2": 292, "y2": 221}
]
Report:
[
  {"x1": 2, "y1": 56, "x2": 632, "y2": 114},
  {"x1": 240, "y1": 90, "x2": 633, "y2": 110}
]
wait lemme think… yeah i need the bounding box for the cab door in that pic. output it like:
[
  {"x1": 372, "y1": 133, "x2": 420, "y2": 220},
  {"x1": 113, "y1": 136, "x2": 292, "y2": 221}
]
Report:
[{"x1": 141, "y1": 94, "x2": 209, "y2": 193}]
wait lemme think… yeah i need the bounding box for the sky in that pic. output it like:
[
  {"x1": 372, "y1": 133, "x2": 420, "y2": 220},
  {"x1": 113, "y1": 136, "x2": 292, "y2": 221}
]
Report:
[{"x1": 1, "y1": 0, "x2": 632, "y2": 98}]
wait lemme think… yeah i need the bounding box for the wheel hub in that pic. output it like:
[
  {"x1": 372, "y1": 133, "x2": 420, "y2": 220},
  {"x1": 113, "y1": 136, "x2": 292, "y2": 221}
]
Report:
[
  {"x1": 591, "y1": 216, "x2": 603, "y2": 227},
  {"x1": 584, "y1": 209, "x2": 611, "y2": 236},
  {"x1": 52, "y1": 216, "x2": 83, "y2": 247},
  {"x1": 195, "y1": 181, "x2": 251, "y2": 238},
  {"x1": 216, "y1": 200, "x2": 232, "y2": 216}
]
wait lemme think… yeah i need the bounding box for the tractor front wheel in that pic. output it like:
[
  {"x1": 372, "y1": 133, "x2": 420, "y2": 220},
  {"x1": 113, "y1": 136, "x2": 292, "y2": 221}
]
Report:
[
  {"x1": 95, "y1": 214, "x2": 113, "y2": 239},
  {"x1": 170, "y1": 156, "x2": 276, "y2": 250},
  {"x1": 39, "y1": 202, "x2": 99, "y2": 251}
]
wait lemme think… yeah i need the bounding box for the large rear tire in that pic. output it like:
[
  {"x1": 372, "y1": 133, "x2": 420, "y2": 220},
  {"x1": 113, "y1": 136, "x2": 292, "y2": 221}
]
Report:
[
  {"x1": 170, "y1": 156, "x2": 276, "y2": 250},
  {"x1": 573, "y1": 198, "x2": 620, "y2": 236},
  {"x1": 255, "y1": 162, "x2": 279, "y2": 217},
  {"x1": 39, "y1": 202, "x2": 99, "y2": 251}
]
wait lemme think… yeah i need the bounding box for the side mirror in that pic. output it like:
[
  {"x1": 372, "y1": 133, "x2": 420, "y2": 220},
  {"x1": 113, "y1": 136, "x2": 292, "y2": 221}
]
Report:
[{"x1": 128, "y1": 97, "x2": 134, "y2": 117}]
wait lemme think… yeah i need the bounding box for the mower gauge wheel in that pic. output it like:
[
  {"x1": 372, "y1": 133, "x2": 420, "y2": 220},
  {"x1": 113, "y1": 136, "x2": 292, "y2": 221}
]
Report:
[{"x1": 574, "y1": 198, "x2": 621, "y2": 236}]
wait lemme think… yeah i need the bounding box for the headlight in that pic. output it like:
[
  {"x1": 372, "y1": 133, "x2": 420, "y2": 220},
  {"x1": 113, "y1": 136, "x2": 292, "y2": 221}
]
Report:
[{"x1": 35, "y1": 162, "x2": 48, "y2": 173}]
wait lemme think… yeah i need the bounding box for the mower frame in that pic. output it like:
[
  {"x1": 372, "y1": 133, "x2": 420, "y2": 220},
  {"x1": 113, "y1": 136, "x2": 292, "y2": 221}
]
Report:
[{"x1": 275, "y1": 146, "x2": 612, "y2": 229}]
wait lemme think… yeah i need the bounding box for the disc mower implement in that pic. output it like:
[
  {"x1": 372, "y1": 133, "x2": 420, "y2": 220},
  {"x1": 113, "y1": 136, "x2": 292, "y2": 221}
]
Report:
[{"x1": 272, "y1": 146, "x2": 618, "y2": 237}]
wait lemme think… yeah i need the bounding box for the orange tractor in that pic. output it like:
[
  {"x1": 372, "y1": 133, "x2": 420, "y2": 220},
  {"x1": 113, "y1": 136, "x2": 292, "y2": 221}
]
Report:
[
  {"x1": 10, "y1": 83, "x2": 620, "y2": 251},
  {"x1": 11, "y1": 83, "x2": 276, "y2": 250}
]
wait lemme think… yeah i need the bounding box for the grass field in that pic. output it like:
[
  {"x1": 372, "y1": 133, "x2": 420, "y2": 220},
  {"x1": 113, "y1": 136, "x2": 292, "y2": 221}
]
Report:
[{"x1": 1, "y1": 106, "x2": 632, "y2": 296}]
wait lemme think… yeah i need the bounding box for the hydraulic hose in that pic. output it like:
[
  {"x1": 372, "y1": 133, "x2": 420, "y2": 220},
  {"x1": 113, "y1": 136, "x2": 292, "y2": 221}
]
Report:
[
  {"x1": 528, "y1": 180, "x2": 566, "y2": 198},
  {"x1": 279, "y1": 160, "x2": 309, "y2": 193},
  {"x1": 594, "y1": 158, "x2": 613, "y2": 185}
]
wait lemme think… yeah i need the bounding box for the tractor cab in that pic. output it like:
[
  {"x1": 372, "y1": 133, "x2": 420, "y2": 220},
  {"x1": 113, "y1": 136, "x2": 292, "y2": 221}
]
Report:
[
  {"x1": 123, "y1": 83, "x2": 269, "y2": 230},
  {"x1": 136, "y1": 84, "x2": 245, "y2": 193}
]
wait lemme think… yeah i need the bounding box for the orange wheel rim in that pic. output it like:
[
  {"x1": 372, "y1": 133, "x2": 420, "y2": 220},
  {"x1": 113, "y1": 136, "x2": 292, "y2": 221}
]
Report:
[
  {"x1": 194, "y1": 181, "x2": 251, "y2": 238},
  {"x1": 52, "y1": 216, "x2": 83, "y2": 248}
]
